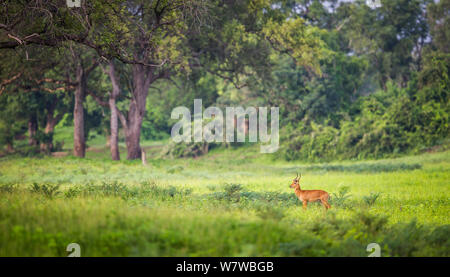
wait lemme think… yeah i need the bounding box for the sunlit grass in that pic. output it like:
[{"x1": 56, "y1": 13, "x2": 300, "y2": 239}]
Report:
[{"x1": 0, "y1": 145, "x2": 448, "y2": 256}]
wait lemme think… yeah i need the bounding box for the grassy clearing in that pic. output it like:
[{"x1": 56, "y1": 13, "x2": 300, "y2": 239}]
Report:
[{"x1": 0, "y1": 144, "x2": 449, "y2": 257}]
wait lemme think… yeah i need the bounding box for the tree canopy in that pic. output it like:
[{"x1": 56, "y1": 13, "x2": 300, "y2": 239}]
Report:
[{"x1": 0, "y1": 0, "x2": 448, "y2": 161}]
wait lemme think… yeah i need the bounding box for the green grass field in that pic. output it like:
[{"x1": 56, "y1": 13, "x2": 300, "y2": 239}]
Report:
[{"x1": 0, "y1": 140, "x2": 449, "y2": 257}]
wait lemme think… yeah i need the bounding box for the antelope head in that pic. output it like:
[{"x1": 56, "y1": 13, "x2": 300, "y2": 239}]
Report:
[{"x1": 290, "y1": 173, "x2": 301, "y2": 188}]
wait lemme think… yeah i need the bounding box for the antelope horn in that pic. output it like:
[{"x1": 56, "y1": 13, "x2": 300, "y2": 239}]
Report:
[{"x1": 296, "y1": 173, "x2": 299, "y2": 180}]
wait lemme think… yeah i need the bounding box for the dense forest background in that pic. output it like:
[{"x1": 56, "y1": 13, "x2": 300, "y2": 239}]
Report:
[{"x1": 0, "y1": 0, "x2": 448, "y2": 161}]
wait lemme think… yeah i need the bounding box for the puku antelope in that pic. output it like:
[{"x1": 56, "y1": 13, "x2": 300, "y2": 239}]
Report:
[{"x1": 290, "y1": 173, "x2": 331, "y2": 210}]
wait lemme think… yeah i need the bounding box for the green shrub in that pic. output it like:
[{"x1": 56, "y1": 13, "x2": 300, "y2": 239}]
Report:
[
  {"x1": 255, "y1": 204, "x2": 286, "y2": 221},
  {"x1": 64, "y1": 187, "x2": 81, "y2": 199},
  {"x1": 30, "y1": 183, "x2": 61, "y2": 199},
  {"x1": 284, "y1": 162, "x2": 422, "y2": 174},
  {"x1": 100, "y1": 181, "x2": 129, "y2": 197},
  {"x1": 363, "y1": 192, "x2": 381, "y2": 206},
  {"x1": 241, "y1": 191, "x2": 298, "y2": 204},
  {"x1": 330, "y1": 186, "x2": 351, "y2": 207},
  {"x1": 166, "y1": 165, "x2": 184, "y2": 174},
  {"x1": 0, "y1": 183, "x2": 15, "y2": 193},
  {"x1": 279, "y1": 79, "x2": 449, "y2": 161},
  {"x1": 223, "y1": 183, "x2": 243, "y2": 202},
  {"x1": 140, "y1": 181, "x2": 192, "y2": 199}
]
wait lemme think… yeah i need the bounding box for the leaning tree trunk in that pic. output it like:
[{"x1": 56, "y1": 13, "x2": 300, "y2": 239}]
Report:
[
  {"x1": 124, "y1": 64, "x2": 151, "y2": 160},
  {"x1": 73, "y1": 65, "x2": 86, "y2": 158}
]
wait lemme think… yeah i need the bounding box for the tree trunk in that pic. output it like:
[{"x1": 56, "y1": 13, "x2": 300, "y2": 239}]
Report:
[
  {"x1": 109, "y1": 98, "x2": 120, "y2": 160},
  {"x1": 107, "y1": 60, "x2": 121, "y2": 160},
  {"x1": 40, "y1": 100, "x2": 62, "y2": 153},
  {"x1": 40, "y1": 119, "x2": 56, "y2": 153},
  {"x1": 125, "y1": 106, "x2": 144, "y2": 159},
  {"x1": 141, "y1": 149, "x2": 147, "y2": 165},
  {"x1": 73, "y1": 64, "x2": 86, "y2": 158},
  {"x1": 105, "y1": 63, "x2": 152, "y2": 160},
  {"x1": 28, "y1": 114, "x2": 38, "y2": 146},
  {"x1": 124, "y1": 64, "x2": 151, "y2": 160}
]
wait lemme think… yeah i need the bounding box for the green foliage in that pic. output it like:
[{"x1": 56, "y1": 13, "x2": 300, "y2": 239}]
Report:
[
  {"x1": 280, "y1": 77, "x2": 449, "y2": 161},
  {"x1": 262, "y1": 18, "x2": 327, "y2": 75},
  {"x1": 140, "y1": 181, "x2": 193, "y2": 199},
  {"x1": 363, "y1": 192, "x2": 381, "y2": 206},
  {"x1": 284, "y1": 162, "x2": 421, "y2": 173},
  {"x1": 99, "y1": 181, "x2": 129, "y2": 197},
  {"x1": 255, "y1": 204, "x2": 286, "y2": 221},
  {"x1": 166, "y1": 165, "x2": 184, "y2": 174},
  {"x1": 0, "y1": 183, "x2": 15, "y2": 193},
  {"x1": 161, "y1": 117, "x2": 223, "y2": 158},
  {"x1": 0, "y1": 0, "x2": 449, "y2": 258},
  {"x1": 222, "y1": 183, "x2": 244, "y2": 202},
  {"x1": 0, "y1": 149, "x2": 448, "y2": 256},
  {"x1": 1, "y1": 0, "x2": 448, "y2": 163},
  {"x1": 240, "y1": 191, "x2": 297, "y2": 204},
  {"x1": 331, "y1": 186, "x2": 351, "y2": 208},
  {"x1": 279, "y1": 122, "x2": 340, "y2": 161},
  {"x1": 0, "y1": 92, "x2": 28, "y2": 149},
  {"x1": 30, "y1": 183, "x2": 61, "y2": 199},
  {"x1": 162, "y1": 141, "x2": 212, "y2": 159},
  {"x1": 64, "y1": 187, "x2": 81, "y2": 199},
  {"x1": 61, "y1": 181, "x2": 193, "y2": 200}
]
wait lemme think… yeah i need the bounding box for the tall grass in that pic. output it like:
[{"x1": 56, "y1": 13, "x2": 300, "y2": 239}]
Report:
[{"x1": 0, "y1": 147, "x2": 448, "y2": 256}]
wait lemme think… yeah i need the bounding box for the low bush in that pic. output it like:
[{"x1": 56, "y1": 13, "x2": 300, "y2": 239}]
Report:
[
  {"x1": 330, "y1": 186, "x2": 351, "y2": 208},
  {"x1": 30, "y1": 183, "x2": 61, "y2": 199},
  {"x1": 363, "y1": 192, "x2": 381, "y2": 206}
]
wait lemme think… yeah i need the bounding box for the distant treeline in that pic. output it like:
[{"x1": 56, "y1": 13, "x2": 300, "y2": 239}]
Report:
[{"x1": 0, "y1": 0, "x2": 448, "y2": 161}]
